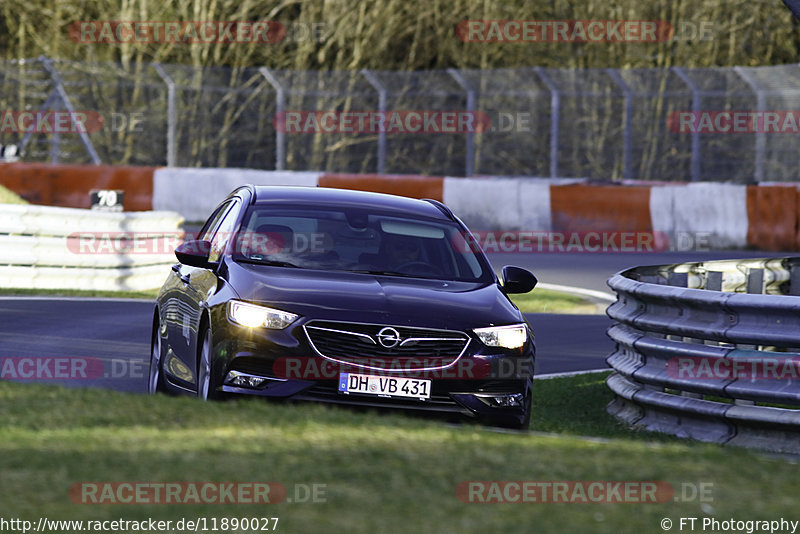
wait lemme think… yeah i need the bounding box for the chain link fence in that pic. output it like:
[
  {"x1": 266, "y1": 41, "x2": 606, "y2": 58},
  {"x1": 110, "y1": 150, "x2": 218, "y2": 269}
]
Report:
[{"x1": 1, "y1": 56, "x2": 799, "y2": 182}]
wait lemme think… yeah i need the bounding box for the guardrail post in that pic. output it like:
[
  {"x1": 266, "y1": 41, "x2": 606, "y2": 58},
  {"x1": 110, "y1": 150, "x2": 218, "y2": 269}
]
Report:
[
  {"x1": 705, "y1": 271, "x2": 723, "y2": 291},
  {"x1": 735, "y1": 266, "x2": 763, "y2": 405},
  {"x1": 259, "y1": 68, "x2": 286, "y2": 171},
  {"x1": 361, "y1": 69, "x2": 387, "y2": 174},
  {"x1": 703, "y1": 271, "x2": 724, "y2": 348},
  {"x1": 790, "y1": 265, "x2": 800, "y2": 296},
  {"x1": 669, "y1": 270, "x2": 708, "y2": 348},
  {"x1": 746, "y1": 268, "x2": 764, "y2": 294},
  {"x1": 666, "y1": 272, "x2": 689, "y2": 343},
  {"x1": 152, "y1": 63, "x2": 177, "y2": 167},
  {"x1": 533, "y1": 67, "x2": 560, "y2": 178},
  {"x1": 667, "y1": 272, "x2": 688, "y2": 287}
]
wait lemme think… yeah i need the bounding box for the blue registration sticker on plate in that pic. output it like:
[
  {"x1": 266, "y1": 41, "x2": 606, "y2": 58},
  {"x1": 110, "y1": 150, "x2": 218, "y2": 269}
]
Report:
[{"x1": 338, "y1": 373, "x2": 349, "y2": 392}]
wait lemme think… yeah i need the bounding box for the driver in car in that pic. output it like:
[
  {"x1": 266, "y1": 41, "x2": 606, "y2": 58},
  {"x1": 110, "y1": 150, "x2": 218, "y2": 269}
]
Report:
[{"x1": 382, "y1": 234, "x2": 422, "y2": 269}]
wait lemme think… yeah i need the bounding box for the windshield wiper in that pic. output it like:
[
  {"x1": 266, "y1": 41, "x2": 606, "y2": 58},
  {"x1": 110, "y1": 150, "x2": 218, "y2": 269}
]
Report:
[
  {"x1": 349, "y1": 269, "x2": 428, "y2": 279},
  {"x1": 238, "y1": 258, "x2": 302, "y2": 269}
]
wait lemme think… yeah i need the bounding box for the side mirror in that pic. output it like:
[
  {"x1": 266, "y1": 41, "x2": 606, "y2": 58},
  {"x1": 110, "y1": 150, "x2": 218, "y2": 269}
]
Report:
[
  {"x1": 175, "y1": 240, "x2": 215, "y2": 269},
  {"x1": 501, "y1": 265, "x2": 537, "y2": 294}
]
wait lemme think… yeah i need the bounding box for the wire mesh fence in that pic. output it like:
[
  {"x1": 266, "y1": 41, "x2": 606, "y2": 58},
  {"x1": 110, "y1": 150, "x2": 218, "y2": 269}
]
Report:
[{"x1": 0, "y1": 56, "x2": 799, "y2": 182}]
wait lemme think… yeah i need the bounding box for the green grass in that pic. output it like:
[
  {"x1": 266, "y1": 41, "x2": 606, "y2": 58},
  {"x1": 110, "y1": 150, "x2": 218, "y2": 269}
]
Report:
[
  {"x1": 509, "y1": 288, "x2": 601, "y2": 314},
  {"x1": 0, "y1": 287, "x2": 158, "y2": 299},
  {"x1": 0, "y1": 185, "x2": 27, "y2": 204},
  {"x1": 533, "y1": 373, "x2": 675, "y2": 440},
  {"x1": 0, "y1": 373, "x2": 796, "y2": 534}
]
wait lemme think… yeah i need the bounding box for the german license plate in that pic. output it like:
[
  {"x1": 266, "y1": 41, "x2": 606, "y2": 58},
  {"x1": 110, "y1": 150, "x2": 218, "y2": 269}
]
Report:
[{"x1": 338, "y1": 373, "x2": 431, "y2": 399}]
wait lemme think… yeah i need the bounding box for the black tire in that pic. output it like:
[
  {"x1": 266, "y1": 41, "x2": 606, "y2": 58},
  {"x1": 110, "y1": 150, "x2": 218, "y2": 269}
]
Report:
[
  {"x1": 148, "y1": 318, "x2": 169, "y2": 394},
  {"x1": 197, "y1": 326, "x2": 225, "y2": 401},
  {"x1": 517, "y1": 392, "x2": 532, "y2": 430},
  {"x1": 486, "y1": 390, "x2": 532, "y2": 430}
]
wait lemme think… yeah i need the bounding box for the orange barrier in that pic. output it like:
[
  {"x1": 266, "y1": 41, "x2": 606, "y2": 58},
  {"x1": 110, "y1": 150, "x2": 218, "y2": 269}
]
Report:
[
  {"x1": 5, "y1": 162, "x2": 800, "y2": 253},
  {"x1": 550, "y1": 184, "x2": 653, "y2": 233},
  {"x1": 0, "y1": 163, "x2": 156, "y2": 211},
  {"x1": 746, "y1": 185, "x2": 798, "y2": 251},
  {"x1": 318, "y1": 173, "x2": 444, "y2": 201}
]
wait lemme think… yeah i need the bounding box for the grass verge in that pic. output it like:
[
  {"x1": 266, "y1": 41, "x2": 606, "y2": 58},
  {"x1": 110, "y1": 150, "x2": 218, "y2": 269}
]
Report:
[
  {"x1": 509, "y1": 288, "x2": 601, "y2": 314},
  {"x1": 0, "y1": 287, "x2": 158, "y2": 299},
  {"x1": 0, "y1": 185, "x2": 27, "y2": 204},
  {"x1": 0, "y1": 372, "x2": 795, "y2": 534}
]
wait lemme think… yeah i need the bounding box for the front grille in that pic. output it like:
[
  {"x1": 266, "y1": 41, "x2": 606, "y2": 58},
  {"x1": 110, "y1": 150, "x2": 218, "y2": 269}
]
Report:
[{"x1": 303, "y1": 320, "x2": 469, "y2": 371}]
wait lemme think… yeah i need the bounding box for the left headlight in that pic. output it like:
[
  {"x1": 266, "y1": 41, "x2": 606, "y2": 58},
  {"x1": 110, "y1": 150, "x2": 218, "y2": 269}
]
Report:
[
  {"x1": 227, "y1": 300, "x2": 299, "y2": 329},
  {"x1": 473, "y1": 324, "x2": 528, "y2": 349}
]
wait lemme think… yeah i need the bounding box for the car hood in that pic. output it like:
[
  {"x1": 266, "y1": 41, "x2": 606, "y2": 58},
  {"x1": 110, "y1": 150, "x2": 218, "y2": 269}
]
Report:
[{"x1": 227, "y1": 260, "x2": 523, "y2": 330}]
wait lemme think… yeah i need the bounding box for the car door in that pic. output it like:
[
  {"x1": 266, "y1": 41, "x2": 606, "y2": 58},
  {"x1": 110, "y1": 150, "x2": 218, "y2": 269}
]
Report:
[
  {"x1": 162, "y1": 200, "x2": 236, "y2": 388},
  {"x1": 174, "y1": 198, "x2": 242, "y2": 387}
]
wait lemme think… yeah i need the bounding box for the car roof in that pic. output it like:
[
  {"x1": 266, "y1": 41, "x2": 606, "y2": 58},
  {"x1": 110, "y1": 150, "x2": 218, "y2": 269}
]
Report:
[{"x1": 248, "y1": 185, "x2": 452, "y2": 220}]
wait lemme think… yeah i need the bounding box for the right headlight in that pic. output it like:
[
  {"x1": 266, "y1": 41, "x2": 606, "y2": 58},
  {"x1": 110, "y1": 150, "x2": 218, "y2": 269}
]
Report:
[{"x1": 473, "y1": 324, "x2": 528, "y2": 349}]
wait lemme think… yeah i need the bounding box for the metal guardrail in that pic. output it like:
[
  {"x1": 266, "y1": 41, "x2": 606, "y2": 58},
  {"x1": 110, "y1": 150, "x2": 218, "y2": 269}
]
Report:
[
  {"x1": 605, "y1": 257, "x2": 800, "y2": 454},
  {"x1": 0, "y1": 205, "x2": 184, "y2": 291}
]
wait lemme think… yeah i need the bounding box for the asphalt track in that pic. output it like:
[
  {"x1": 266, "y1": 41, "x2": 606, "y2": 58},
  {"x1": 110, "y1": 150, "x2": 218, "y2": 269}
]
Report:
[
  {"x1": 1, "y1": 250, "x2": 790, "y2": 394},
  {"x1": 0, "y1": 297, "x2": 612, "y2": 393}
]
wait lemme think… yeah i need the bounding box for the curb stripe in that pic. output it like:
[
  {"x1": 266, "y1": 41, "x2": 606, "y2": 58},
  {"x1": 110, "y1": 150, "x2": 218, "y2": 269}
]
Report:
[{"x1": 0, "y1": 164, "x2": 797, "y2": 252}]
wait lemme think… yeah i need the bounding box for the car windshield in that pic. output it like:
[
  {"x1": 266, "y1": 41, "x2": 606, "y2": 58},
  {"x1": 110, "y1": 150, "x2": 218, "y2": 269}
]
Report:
[{"x1": 230, "y1": 205, "x2": 492, "y2": 282}]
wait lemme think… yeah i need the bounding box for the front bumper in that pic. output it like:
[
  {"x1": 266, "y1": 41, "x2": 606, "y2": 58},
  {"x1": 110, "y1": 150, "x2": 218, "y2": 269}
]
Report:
[{"x1": 211, "y1": 311, "x2": 535, "y2": 424}]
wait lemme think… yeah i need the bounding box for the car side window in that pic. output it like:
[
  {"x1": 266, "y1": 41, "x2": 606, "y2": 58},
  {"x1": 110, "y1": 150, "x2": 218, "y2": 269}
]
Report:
[
  {"x1": 208, "y1": 200, "x2": 241, "y2": 263},
  {"x1": 197, "y1": 202, "x2": 233, "y2": 243}
]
